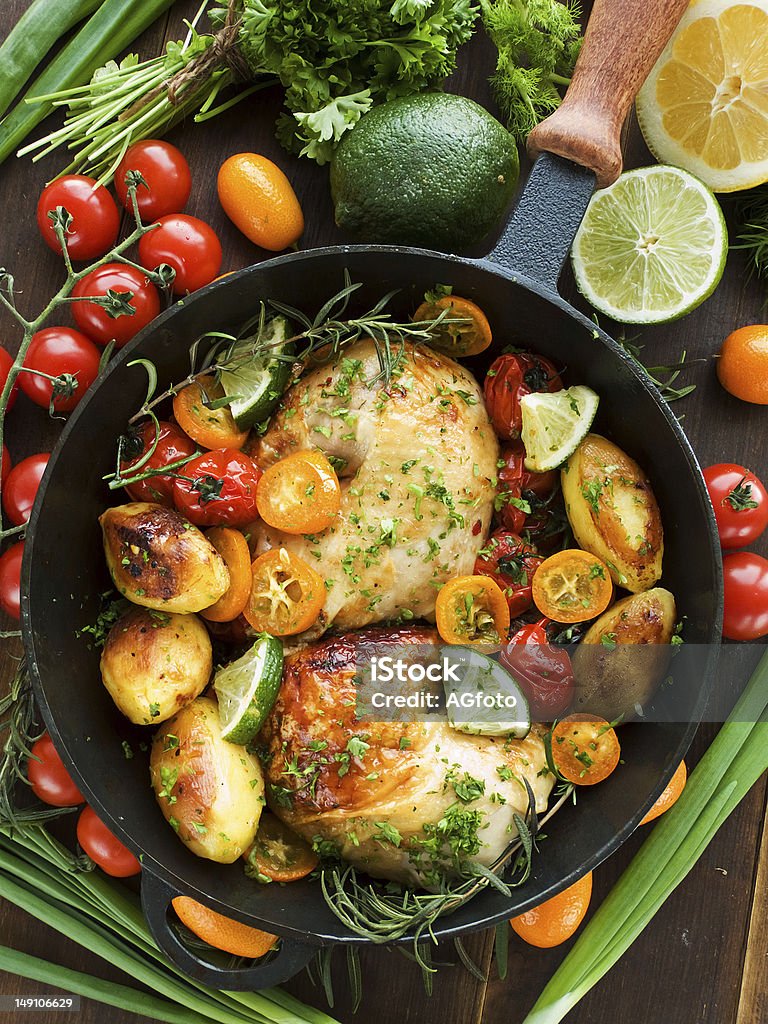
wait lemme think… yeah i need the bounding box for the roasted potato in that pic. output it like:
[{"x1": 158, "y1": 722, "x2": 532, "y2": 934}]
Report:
[
  {"x1": 571, "y1": 587, "x2": 677, "y2": 721},
  {"x1": 150, "y1": 696, "x2": 265, "y2": 862},
  {"x1": 561, "y1": 434, "x2": 663, "y2": 593},
  {"x1": 100, "y1": 608, "x2": 212, "y2": 725},
  {"x1": 100, "y1": 502, "x2": 229, "y2": 613}
]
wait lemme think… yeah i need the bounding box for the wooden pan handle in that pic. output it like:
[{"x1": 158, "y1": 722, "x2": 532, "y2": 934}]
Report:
[{"x1": 527, "y1": 0, "x2": 689, "y2": 187}]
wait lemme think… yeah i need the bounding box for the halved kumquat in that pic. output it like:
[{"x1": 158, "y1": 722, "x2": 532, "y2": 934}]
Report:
[
  {"x1": 256, "y1": 450, "x2": 341, "y2": 534},
  {"x1": 435, "y1": 575, "x2": 511, "y2": 645},
  {"x1": 172, "y1": 376, "x2": 248, "y2": 451},
  {"x1": 532, "y1": 549, "x2": 612, "y2": 623},
  {"x1": 641, "y1": 760, "x2": 687, "y2": 825},
  {"x1": 510, "y1": 872, "x2": 593, "y2": 948},
  {"x1": 201, "y1": 527, "x2": 253, "y2": 622},
  {"x1": 172, "y1": 896, "x2": 277, "y2": 958},
  {"x1": 244, "y1": 547, "x2": 324, "y2": 636},
  {"x1": 550, "y1": 714, "x2": 620, "y2": 786}
]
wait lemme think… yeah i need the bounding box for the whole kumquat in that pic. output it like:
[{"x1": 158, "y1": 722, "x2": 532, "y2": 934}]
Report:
[
  {"x1": 217, "y1": 153, "x2": 304, "y2": 252},
  {"x1": 172, "y1": 896, "x2": 277, "y2": 958},
  {"x1": 717, "y1": 325, "x2": 768, "y2": 405},
  {"x1": 510, "y1": 872, "x2": 593, "y2": 948},
  {"x1": 641, "y1": 760, "x2": 687, "y2": 825}
]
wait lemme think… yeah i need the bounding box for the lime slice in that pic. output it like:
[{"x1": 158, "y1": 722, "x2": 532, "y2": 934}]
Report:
[
  {"x1": 520, "y1": 385, "x2": 599, "y2": 472},
  {"x1": 214, "y1": 634, "x2": 284, "y2": 746},
  {"x1": 571, "y1": 166, "x2": 727, "y2": 324},
  {"x1": 442, "y1": 647, "x2": 530, "y2": 739},
  {"x1": 220, "y1": 316, "x2": 293, "y2": 429}
]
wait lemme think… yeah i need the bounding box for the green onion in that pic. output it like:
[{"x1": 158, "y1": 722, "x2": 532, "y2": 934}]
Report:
[
  {"x1": 0, "y1": 0, "x2": 175, "y2": 167},
  {"x1": 522, "y1": 650, "x2": 768, "y2": 1024},
  {"x1": 0, "y1": 0, "x2": 104, "y2": 119}
]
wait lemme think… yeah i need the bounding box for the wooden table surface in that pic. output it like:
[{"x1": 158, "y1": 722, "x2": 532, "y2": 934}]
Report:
[{"x1": 1, "y1": 1, "x2": 766, "y2": 1022}]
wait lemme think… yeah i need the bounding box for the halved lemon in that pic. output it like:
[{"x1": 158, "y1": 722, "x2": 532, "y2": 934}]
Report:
[{"x1": 636, "y1": 0, "x2": 768, "y2": 192}]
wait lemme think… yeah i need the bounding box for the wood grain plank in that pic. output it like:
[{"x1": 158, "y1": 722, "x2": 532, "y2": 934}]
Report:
[{"x1": 736, "y1": 798, "x2": 768, "y2": 1024}]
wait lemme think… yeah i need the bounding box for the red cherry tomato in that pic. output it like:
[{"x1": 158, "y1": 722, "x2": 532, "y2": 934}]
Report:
[
  {"x1": 2, "y1": 453, "x2": 49, "y2": 526},
  {"x1": 121, "y1": 420, "x2": 197, "y2": 504},
  {"x1": 36, "y1": 175, "x2": 119, "y2": 260},
  {"x1": 722, "y1": 552, "x2": 768, "y2": 641},
  {"x1": 27, "y1": 732, "x2": 84, "y2": 807},
  {"x1": 0, "y1": 541, "x2": 24, "y2": 619},
  {"x1": 703, "y1": 463, "x2": 768, "y2": 550},
  {"x1": 1, "y1": 444, "x2": 11, "y2": 487},
  {"x1": 173, "y1": 448, "x2": 261, "y2": 527},
  {"x1": 501, "y1": 619, "x2": 574, "y2": 720},
  {"x1": 496, "y1": 442, "x2": 559, "y2": 532},
  {"x1": 138, "y1": 214, "x2": 222, "y2": 294},
  {"x1": 114, "y1": 140, "x2": 192, "y2": 221},
  {"x1": 474, "y1": 529, "x2": 544, "y2": 617},
  {"x1": 77, "y1": 805, "x2": 141, "y2": 877},
  {"x1": 20, "y1": 327, "x2": 102, "y2": 413},
  {"x1": 0, "y1": 347, "x2": 18, "y2": 412},
  {"x1": 72, "y1": 263, "x2": 161, "y2": 347},
  {"x1": 484, "y1": 354, "x2": 563, "y2": 440}
]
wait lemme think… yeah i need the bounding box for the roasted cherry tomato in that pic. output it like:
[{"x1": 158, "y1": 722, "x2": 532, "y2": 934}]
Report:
[
  {"x1": 722, "y1": 551, "x2": 768, "y2": 641},
  {"x1": 0, "y1": 541, "x2": 23, "y2": 619},
  {"x1": 72, "y1": 263, "x2": 161, "y2": 348},
  {"x1": 511, "y1": 872, "x2": 592, "y2": 947},
  {"x1": 36, "y1": 175, "x2": 120, "y2": 260},
  {"x1": 20, "y1": 327, "x2": 101, "y2": 413},
  {"x1": 120, "y1": 420, "x2": 197, "y2": 504},
  {"x1": 0, "y1": 346, "x2": 18, "y2": 411},
  {"x1": 172, "y1": 376, "x2": 248, "y2": 451},
  {"x1": 412, "y1": 294, "x2": 492, "y2": 357},
  {"x1": 703, "y1": 463, "x2": 768, "y2": 549},
  {"x1": 501, "y1": 618, "x2": 574, "y2": 719},
  {"x1": 435, "y1": 574, "x2": 511, "y2": 644},
  {"x1": 495, "y1": 441, "x2": 559, "y2": 532},
  {"x1": 77, "y1": 805, "x2": 141, "y2": 877},
  {"x1": 172, "y1": 448, "x2": 261, "y2": 527},
  {"x1": 2, "y1": 453, "x2": 49, "y2": 526},
  {"x1": 550, "y1": 714, "x2": 620, "y2": 785},
  {"x1": 244, "y1": 813, "x2": 319, "y2": 882},
  {"x1": 474, "y1": 530, "x2": 543, "y2": 618},
  {"x1": 244, "y1": 547, "x2": 325, "y2": 636},
  {"x1": 256, "y1": 451, "x2": 341, "y2": 535},
  {"x1": 484, "y1": 353, "x2": 563, "y2": 440},
  {"x1": 1, "y1": 444, "x2": 11, "y2": 487},
  {"x1": 201, "y1": 526, "x2": 252, "y2": 623},
  {"x1": 27, "y1": 732, "x2": 84, "y2": 807},
  {"x1": 115, "y1": 140, "x2": 192, "y2": 221},
  {"x1": 532, "y1": 549, "x2": 612, "y2": 624},
  {"x1": 138, "y1": 214, "x2": 222, "y2": 294}
]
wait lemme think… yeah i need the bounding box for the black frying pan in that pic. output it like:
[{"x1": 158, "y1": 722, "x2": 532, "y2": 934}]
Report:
[{"x1": 22, "y1": 0, "x2": 722, "y2": 990}]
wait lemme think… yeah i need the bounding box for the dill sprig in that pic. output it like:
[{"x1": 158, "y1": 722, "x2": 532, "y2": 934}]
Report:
[{"x1": 482, "y1": 0, "x2": 583, "y2": 142}]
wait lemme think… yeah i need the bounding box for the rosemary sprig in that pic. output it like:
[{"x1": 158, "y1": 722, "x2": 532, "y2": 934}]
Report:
[
  {"x1": 617, "y1": 336, "x2": 701, "y2": 402},
  {"x1": 733, "y1": 183, "x2": 768, "y2": 284}
]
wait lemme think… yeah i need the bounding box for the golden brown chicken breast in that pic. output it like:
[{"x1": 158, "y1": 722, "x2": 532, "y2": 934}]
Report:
[{"x1": 100, "y1": 502, "x2": 229, "y2": 613}]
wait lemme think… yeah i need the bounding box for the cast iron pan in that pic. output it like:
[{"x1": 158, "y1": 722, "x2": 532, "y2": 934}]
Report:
[{"x1": 22, "y1": 0, "x2": 722, "y2": 990}]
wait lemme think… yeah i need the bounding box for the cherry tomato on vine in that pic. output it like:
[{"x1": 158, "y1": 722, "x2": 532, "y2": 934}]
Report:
[
  {"x1": 115, "y1": 140, "x2": 192, "y2": 221},
  {"x1": 172, "y1": 448, "x2": 261, "y2": 527},
  {"x1": 474, "y1": 529, "x2": 543, "y2": 618},
  {"x1": 36, "y1": 175, "x2": 120, "y2": 260},
  {"x1": 72, "y1": 263, "x2": 161, "y2": 347},
  {"x1": 722, "y1": 551, "x2": 768, "y2": 641},
  {"x1": 1, "y1": 444, "x2": 11, "y2": 487},
  {"x1": 500, "y1": 618, "x2": 574, "y2": 719},
  {"x1": 2, "y1": 453, "x2": 49, "y2": 526},
  {"x1": 120, "y1": 420, "x2": 197, "y2": 505},
  {"x1": 138, "y1": 214, "x2": 222, "y2": 294},
  {"x1": 484, "y1": 353, "x2": 563, "y2": 440},
  {"x1": 703, "y1": 463, "x2": 768, "y2": 549},
  {"x1": 0, "y1": 541, "x2": 23, "y2": 619},
  {"x1": 20, "y1": 327, "x2": 101, "y2": 413},
  {"x1": 77, "y1": 805, "x2": 141, "y2": 877},
  {"x1": 0, "y1": 347, "x2": 18, "y2": 411},
  {"x1": 27, "y1": 732, "x2": 84, "y2": 807}
]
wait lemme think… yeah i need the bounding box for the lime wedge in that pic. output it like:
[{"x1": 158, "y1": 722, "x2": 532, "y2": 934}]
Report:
[
  {"x1": 220, "y1": 315, "x2": 293, "y2": 429},
  {"x1": 214, "y1": 634, "x2": 284, "y2": 746},
  {"x1": 520, "y1": 385, "x2": 599, "y2": 472},
  {"x1": 571, "y1": 166, "x2": 727, "y2": 325}
]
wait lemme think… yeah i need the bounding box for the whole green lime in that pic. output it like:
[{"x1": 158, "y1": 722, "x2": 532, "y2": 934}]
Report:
[{"x1": 330, "y1": 93, "x2": 519, "y2": 252}]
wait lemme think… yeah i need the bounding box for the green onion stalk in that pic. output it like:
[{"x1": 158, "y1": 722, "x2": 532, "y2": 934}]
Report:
[{"x1": 522, "y1": 649, "x2": 768, "y2": 1024}]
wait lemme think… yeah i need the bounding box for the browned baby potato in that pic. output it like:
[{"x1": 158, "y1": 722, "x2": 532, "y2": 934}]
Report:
[
  {"x1": 100, "y1": 608, "x2": 212, "y2": 725},
  {"x1": 571, "y1": 587, "x2": 677, "y2": 721},
  {"x1": 150, "y1": 696, "x2": 265, "y2": 863},
  {"x1": 100, "y1": 502, "x2": 229, "y2": 613},
  {"x1": 561, "y1": 434, "x2": 663, "y2": 593}
]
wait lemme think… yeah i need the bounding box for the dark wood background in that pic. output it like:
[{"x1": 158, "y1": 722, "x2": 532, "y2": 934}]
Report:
[{"x1": 0, "y1": 1, "x2": 766, "y2": 1022}]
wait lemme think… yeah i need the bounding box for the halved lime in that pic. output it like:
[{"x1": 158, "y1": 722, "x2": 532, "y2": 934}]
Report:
[
  {"x1": 220, "y1": 315, "x2": 293, "y2": 429},
  {"x1": 571, "y1": 166, "x2": 727, "y2": 324},
  {"x1": 214, "y1": 634, "x2": 284, "y2": 746},
  {"x1": 520, "y1": 385, "x2": 599, "y2": 472}
]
